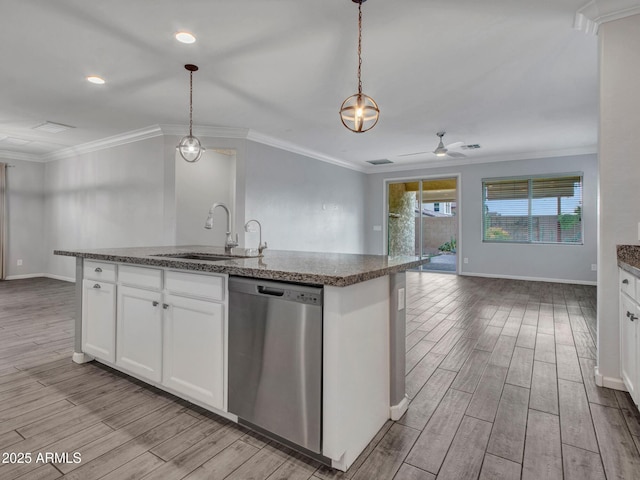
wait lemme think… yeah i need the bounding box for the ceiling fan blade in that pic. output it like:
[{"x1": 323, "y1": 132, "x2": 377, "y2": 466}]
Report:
[
  {"x1": 445, "y1": 141, "x2": 464, "y2": 149},
  {"x1": 446, "y1": 151, "x2": 467, "y2": 158},
  {"x1": 398, "y1": 151, "x2": 429, "y2": 157}
]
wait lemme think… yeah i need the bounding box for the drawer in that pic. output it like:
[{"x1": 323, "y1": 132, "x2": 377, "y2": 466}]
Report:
[
  {"x1": 84, "y1": 261, "x2": 117, "y2": 283},
  {"x1": 620, "y1": 269, "x2": 636, "y2": 299},
  {"x1": 165, "y1": 270, "x2": 225, "y2": 301},
  {"x1": 119, "y1": 265, "x2": 162, "y2": 290}
]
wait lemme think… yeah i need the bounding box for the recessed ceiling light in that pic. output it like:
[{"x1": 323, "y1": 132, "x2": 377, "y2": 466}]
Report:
[
  {"x1": 87, "y1": 76, "x2": 105, "y2": 85},
  {"x1": 32, "y1": 121, "x2": 75, "y2": 133},
  {"x1": 175, "y1": 31, "x2": 196, "y2": 44}
]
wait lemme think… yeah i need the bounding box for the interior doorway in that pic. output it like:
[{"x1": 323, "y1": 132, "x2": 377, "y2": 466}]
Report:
[{"x1": 387, "y1": 176, "x2": 459, "y2": 273}]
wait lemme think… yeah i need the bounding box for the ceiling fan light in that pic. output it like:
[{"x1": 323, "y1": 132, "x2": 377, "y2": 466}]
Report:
[
  {"x1": 177, "y1": 135, "x2": 205, "y2": 162},
  {"x1": 434, "y1": 149, "x2": 448, "y2": 157}
]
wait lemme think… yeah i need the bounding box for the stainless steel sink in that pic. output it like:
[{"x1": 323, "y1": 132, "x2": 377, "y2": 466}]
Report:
[{"x1": 152, "y1": 253, "x2": 236, "y2": 262}]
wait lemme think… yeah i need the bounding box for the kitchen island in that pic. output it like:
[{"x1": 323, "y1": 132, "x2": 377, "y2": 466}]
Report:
[{"x1": 54, "y1": 246, "x2": 426, "y2": 471}]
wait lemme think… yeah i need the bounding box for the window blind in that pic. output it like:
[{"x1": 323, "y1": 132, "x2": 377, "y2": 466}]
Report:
[{"x1": 482, "y1": 174, "x2": 583, "y2": 244}]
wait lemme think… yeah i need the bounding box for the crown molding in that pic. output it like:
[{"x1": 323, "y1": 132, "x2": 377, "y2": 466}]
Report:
[
  {"x1": 0, "y1": 149, "x2": 43, "y2": 162},
  {"x1": 574, "y1": 0, "x2": 640, "y2": 35},
  {"x1": 41, "y1": 125, "x2": 164, "y2": 162},
  {"x1": 246, "y1": 130, "x2": 367, "y2": 173},
  {"x1": 159, "y1": 124, "x2": 250, "y2": 139},
  {"x1": 369, "y1": 145, "x2": 597, "y2": 174},
  {"x1": 2, "y1": 124, "x2": 595, "y2": 175}
]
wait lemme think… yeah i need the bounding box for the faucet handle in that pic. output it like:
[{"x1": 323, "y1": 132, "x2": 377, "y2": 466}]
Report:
[{"x1": 259, "y1": 241, "x2": 268, "y2": 255}]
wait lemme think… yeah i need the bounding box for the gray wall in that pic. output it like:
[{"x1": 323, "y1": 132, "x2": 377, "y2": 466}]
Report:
[
  {"x1": 175, "y1": 149, "x2": 236, "y2": 247},
  {"x1": 243, "y1": 141, "x2": 367, "y2": 254},
  {"x1": 24, "y1": 134, "x2": 367, "y2": 280},
  {"x1": 366, "y1": 154, "x2": 597, "y2": 283},
  {"x1": 44, "y1": 137, "x2": 173, "y2": 280},
  {"x1": 3, "y1": 158, "x2": 45, "y2": 278}
]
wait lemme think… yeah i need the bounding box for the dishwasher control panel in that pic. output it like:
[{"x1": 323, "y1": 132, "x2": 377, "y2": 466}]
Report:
[{"x1": 284, "y1": 290, "x2": 321, "y2": 305}]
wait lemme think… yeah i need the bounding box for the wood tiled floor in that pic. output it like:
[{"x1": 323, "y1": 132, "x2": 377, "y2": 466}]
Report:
[{"x1": 1, "y1": 274, "x2": 640, "y2": 479}]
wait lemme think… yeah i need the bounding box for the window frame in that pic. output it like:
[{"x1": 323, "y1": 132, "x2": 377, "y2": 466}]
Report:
[{"x1": 482, "y1": 172, "x2": 584, "y2": 246}]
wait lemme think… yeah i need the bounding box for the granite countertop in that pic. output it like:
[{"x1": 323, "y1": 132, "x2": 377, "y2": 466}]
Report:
[
  {"x1": 618, "y1": 245, "x2": 640, "y2": 278},
  {"x1": 54, "y1": 245, "x2": 428, "y2": 287}
]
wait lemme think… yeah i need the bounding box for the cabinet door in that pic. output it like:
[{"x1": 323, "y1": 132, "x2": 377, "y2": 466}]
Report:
[
  {"x1": 163, "y1": 294, "x2": 225, "y2": 409},
  {"x1": 117, "y1": 285, "x2": 163, "y2": 382},
  {"x1": 82, "y1": 280, "x2": 116, "y2": 363},
  {"x1": 621, "y1": 293, "x2": 639, "y2": 405}
]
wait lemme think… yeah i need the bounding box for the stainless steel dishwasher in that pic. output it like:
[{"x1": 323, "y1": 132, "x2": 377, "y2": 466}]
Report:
[{"x1": 228, "y1": 276, "x2": 323, "y2": 454}]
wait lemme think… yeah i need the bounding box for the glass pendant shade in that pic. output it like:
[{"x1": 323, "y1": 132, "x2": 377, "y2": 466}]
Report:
[
  {"x1": 177, "y1": 134, "x2": 204, "y2": 163},
  {"x1": 340, "y1": 93, "x2": 379, "y2": 133}
]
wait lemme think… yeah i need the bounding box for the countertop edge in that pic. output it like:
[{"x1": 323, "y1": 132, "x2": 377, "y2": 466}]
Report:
[
  {"x1": 617, "y1": 244, "x2": 640, "y2": 278},
  {"x1": 54, "y1": 249, "x2": 426, "y2": 287}
]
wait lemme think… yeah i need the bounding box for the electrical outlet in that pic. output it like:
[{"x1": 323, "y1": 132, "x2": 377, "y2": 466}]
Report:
[
  {"x1": 463, "y1": 257, "x2": 469, "y2": 264},
  {"x1": 591, "y1": 264, "x2": 597, "y2": 271},
  {"x1": 17, "y1": 259, "x2": 23, "y2": 266}
]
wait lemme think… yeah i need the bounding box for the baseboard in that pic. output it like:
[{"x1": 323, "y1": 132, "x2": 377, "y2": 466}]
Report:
[
  {"x1": 4, "y1": 273, "x2": 75, "y2": 283},
  {"x1": 460, "y1": 271, "x2": 597, "y2": 286},
  {"x1": 72, "y1": 352, "x2": 94, "y2": 364},
  {"x1": 44, "y1": 273, "x2": 75, "y2": 283},
  {"x1": 5, "y1": 273, "x2": 45, "y2": 280},
  {"x1": 390, "y1": 395, "x2": 410, "y2": 421},
  {"x1": 594, "y1": 366, "x2": 627, "y2": 391}
]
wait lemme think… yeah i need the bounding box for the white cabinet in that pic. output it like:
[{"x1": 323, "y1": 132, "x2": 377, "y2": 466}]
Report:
[
  {"x1": 163, "y1": 293, "x2": 225, "y2": 410},
  {"x1": 82, "y1": 279, "x2": 116, "y2": 363},
  {"x1": 621, "y1": 293, "x2": 639, "y2": 404},
  {"x1": 82, "y1": 261, "x2": 228, "y2": 411},
  {"x1": 117, "y1": 285, "x2": 163, "y2": 382},
  {"x1": 620, "y1": 268, "x2": 640, "y2": 407}
]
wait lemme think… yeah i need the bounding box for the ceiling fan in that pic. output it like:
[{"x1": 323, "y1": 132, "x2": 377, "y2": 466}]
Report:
[{"x1": 399, "y1": 131, "x2": 467, "y2": 159}]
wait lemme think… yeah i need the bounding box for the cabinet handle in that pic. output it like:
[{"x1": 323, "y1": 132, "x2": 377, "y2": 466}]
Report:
[
  {"x1": 627, "y1": 311, "x2": 638, "y2": 321},
  {"x1": 152, "y1": 301, "x2": 159, "y2": 307},
  {"x1": 93, "y1": 284, "x2": 101, "y2": 289},
  {"x1": 163, "y1": 303, "x2": 170, "y2": 309},
  {"x1": 623, "y1": 279, "x2": 629, "y2": 285},
  {"x1": 95, "y1": 267, "x2": 103, "y2": 273}
]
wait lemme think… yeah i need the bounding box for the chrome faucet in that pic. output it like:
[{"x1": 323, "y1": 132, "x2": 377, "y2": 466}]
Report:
[
  {"x1": 204, "y1": 202, "x2": 238, "y2": 252},
  {"x1": 245, "y1": 219, "x2": 267, "y2": 255}
]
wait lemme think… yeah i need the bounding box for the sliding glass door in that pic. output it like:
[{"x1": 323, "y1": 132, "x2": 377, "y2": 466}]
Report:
[{"x1": 387, "y1": 177, "x2": 458, "y2": 273}]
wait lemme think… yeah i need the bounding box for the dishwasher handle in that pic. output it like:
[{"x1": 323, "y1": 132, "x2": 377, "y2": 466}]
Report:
[{"x1": 257, "y1": 285, "x2": 285, "y2": 297}]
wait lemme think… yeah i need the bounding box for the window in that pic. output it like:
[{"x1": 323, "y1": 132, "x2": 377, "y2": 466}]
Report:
[{"x1": 482, "y1": 174, "x2": 583, "y2": 244}]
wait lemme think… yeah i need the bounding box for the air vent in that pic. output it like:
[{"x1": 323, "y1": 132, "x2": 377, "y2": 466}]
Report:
[
  {"x1": 461, "y1": 144, "x2": 481, "y2": 150},
  {"x1": 367, "y1": 159, "x2": 394, "y2": 165},
  {"x1": 32, "y1": 121, "x2": 75, "y2": 133}
]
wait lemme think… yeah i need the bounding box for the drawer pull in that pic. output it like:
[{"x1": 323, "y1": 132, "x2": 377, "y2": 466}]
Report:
[
  {"x1": 93, "y1": 284, "x2": 101, "y2": 289},
  {"x1": 627, "y1": 311, "x2": 638, "y2": 322},
  {"x1": 95, "y1": 267, "x2": 103, "y2": 273},
  {"x1": 152, "y1": 301, "x2": 159, "y2": 307},
  {"x1": 163, "y1": 303, "x2": 170, "y2": 309},
  {"x1": 623, "y1": 279, "x2": 630, "y2": 285}
]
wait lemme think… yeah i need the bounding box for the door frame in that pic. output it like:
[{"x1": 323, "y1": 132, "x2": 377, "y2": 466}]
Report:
[{"x1": 383, "y1": 173, "x2": 462, "y2": 274}]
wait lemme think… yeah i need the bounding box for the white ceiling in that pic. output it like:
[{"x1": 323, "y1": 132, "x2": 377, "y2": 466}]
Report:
[{"x1": 0, "y1": 0, "x2": 599, "y2": 170}]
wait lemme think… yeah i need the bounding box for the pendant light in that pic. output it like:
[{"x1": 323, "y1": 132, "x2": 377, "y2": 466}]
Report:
[
  {"x1": 339, "y1": 0, "x2": 379, "y2": 133},
  {"x1": 177, "y1": 64, "x2": 205, "y2": 163}
]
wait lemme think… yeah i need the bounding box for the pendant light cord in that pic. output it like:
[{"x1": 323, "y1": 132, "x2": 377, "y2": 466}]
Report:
[
  {"x1": 189, "y1": 70, "x2": 194, "y2": 136},
  {"x1": 357, "y1": 1, "x2": 363, "y2": 95}
]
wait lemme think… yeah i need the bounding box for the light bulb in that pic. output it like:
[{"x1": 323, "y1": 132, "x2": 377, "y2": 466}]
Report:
[{"x1": 177, "y1": 135, "x2": 204, "y2": 163}]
